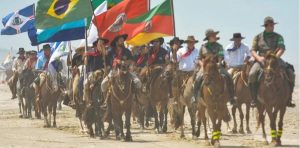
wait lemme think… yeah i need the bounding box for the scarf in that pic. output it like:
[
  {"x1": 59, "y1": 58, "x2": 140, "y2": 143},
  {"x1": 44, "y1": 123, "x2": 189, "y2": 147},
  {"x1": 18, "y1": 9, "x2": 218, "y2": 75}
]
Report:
[
  {"x1": 179, "y1": 48, "x2": 194, "y2": 60},
  {"x1": 147, "y1": 48, "x2": 160, "y2": 65}
]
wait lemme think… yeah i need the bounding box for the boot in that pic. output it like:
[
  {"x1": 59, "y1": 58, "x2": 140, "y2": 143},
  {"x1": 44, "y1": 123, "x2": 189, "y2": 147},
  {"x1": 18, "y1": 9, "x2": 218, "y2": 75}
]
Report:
[
  {"x1": 226, "y1": 76, "x2": 237, "y2": 106},
  {"x1": 249, "y1": 82, "x2": 258, "y2": 108},
  {"x1": 287, "y1": 83, "x2": 296, "y2": 108},
  {"x1": 192, "y1": 76, "x2": 202, "y2": 103}
]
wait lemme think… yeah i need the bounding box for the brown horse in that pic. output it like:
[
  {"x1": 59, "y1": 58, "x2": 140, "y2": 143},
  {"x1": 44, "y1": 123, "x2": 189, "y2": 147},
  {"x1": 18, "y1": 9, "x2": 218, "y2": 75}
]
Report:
[
  {"x1": 147, "y1": 65, "x2": 169, "y2": 133},
  {"x1": 82, "y1": 70, "x2": 106, "y2": 138},
  {"x1": 38, "y1": 72, "x2": 64, "y2": 127},
  {"x1": 167, "y1": 62, "x2": 201, "y2": 139},
  {"x1": 201, "y1": 55, "x2": 229, "y2": 147},
  {"x1": 256, "y1": 53, "x2": 290, "y2": 146},
  {"x1": 231, "y1": 61, "x2": 253, "y2": 134},
  {"x1": 108, "y1": 66, "x2": 134, "y2": 141}
]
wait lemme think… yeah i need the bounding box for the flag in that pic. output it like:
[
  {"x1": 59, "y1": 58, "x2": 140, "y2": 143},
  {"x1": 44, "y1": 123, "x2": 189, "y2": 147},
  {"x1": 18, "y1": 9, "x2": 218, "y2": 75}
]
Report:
[
  {"x1": 125, "y1": 0, "x2": 175, "y2": 46},
  {"x1": 80, "y1": 1, "x2": 108, "y2": 47},
  {"x1": 94, "y1": 0, "x2": 148, "y2": 44},
  {"x1": 35, "y1": 0, "x2": 93, "y2": 29},
  {"x1": 1, "y1": 4, "x2": 34, "y2": 35},
  {"x1": 28, "y1": 19, "x2": 85, "y2": 46}
]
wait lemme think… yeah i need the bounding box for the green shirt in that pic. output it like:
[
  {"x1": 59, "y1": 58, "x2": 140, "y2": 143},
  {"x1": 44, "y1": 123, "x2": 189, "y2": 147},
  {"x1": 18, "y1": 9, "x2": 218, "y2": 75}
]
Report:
[
  {"x1": 199, "y1": 42, "x2": 224, "y2": 59},
  {"x1": 252, "y1": 31, "x2": 285, "y2": 53}
]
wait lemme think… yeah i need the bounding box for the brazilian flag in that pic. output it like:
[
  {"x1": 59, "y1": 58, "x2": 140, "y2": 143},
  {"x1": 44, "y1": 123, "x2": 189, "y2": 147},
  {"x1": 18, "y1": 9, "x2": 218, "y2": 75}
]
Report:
[{"x1": 36, "y1": 0, "x2": 93, "y2": 29}]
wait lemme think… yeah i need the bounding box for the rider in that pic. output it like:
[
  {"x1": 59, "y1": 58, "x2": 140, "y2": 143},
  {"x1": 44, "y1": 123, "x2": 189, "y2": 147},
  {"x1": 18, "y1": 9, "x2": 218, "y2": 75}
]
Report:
[
  {"x1": 224, "y1": 33, "x2": 251, "y2": 76},
  {"x1": 248, "y1": 16, "x2": 296, "y2": 108},
  {"x1": 176, "y1": 36, "x2": 200, "y2": 103},
  {"x1": 168, "y1": 37, "x2": 184, "y2": 63},
  {"x1": 147, "y1": 37, "x2": 169, "y2": 66},
  {"x1": 10, "y1": 48, "x2": 26, "y2": 99},
  {"x1": 193, "y1": 29, "x2": 236, "y2": 105},
  {"x1": 23, "y1": 51, "x2": 38, "y2": 70},
  {"x1": 35, "y1": 44, "x2": 51, "y2": 71},
  {"x1": 101, "y1": 34, "x2": 142, "y2": 94}
]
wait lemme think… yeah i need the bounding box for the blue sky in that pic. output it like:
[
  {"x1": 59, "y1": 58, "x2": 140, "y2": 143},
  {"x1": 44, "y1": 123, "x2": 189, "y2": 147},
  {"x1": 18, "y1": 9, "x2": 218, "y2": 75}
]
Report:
[{"x1": 0, "y1": 0, "x2": 299, "y2": 70}]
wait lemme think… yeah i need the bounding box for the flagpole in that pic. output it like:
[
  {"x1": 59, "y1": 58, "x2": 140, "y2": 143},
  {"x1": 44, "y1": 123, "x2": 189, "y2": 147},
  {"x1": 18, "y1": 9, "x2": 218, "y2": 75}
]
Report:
[
  {"x1": 88, "y1": 0, "x2": 108, "y2": 75},
  {"x1": 170, "y1": 0, "x2": 176, "y2": 37},
  {"x1": 84, "y1": 18, "x2": 88, "y2": 80}
]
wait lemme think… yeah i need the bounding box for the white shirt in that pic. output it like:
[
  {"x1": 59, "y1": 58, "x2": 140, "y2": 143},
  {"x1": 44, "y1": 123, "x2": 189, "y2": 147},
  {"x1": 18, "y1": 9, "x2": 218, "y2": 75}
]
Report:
[
  {"x1": 176, "y1": 46, "x2": 200, "y2": 71},
  {"x1": 12, "y1": 57, "x2": 26, "y2": 74},
  {"x1": 224, "y1": 43, "x2": 251, "y2": 67}
]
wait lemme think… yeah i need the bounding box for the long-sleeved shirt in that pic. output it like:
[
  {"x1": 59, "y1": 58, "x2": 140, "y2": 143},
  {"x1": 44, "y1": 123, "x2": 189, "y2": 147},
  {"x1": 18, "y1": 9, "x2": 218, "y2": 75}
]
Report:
[
  {"x1": 224, "y1": 43, "x2": 251, "y2": 67},
  {"x1": 12, "y1": 57, "x2": 26, "y2": 74},
  {"x1": 35, "y1": 55, "x2": 50, "y2": 70},
  {"x1": 176, "y1": 46, "x2": 200, "y2": 71}
]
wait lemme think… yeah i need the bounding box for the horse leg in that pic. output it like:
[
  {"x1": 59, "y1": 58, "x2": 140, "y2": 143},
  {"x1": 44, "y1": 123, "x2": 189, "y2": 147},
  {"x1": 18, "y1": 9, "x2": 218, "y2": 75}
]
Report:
[
  {"x1": 238, "y1": 106, "x2": 245, "y2": 134},
  {"x1": 208, "y1": 109, "x2": 218, "y2": 145},
  {"x1": 180, "y1": 107, "x2": 186, "y2": 138},
  {"x1": 153, "y1": 107, "x2": 160, "y2": 133},
  {"x1": 162, "y1": 106, "x2": 168, "y2": 133},
  {"x1": 53, "y1": 102, "x2": 57, "y2": 127},
  {"x1": 43, "y1": 105, "x2": 49, "y2": 128},
  {"x1": 28, "y1": 97, "x2": 32, "y2": 119},
  {"x1": 112, "y1": 112, "x2": 121, "y2": 140},
  {"x1": 188, "y1": 106, "x2": 197, "y2": 140},
  {"x1": 276, "y1": 107, "x2": 286, "y2": 146},
  {"x1": 203, "y1": 113, "x2": 209, "y2": 140},
  {"x1": 231, "y1": 105, "x2": 238, "y2": 133},
  {"x1": 48, "y1": 104, "x2": 52, "y2": 127},
  {"x1": 267, "y1": 108, "x2": 278, "y2": 145},
  {"x1": 139, "y1": 107, "x2": 145, "y2": 130},
  {"x1": 125, "y1": 108, "x2": 132, "y2": 142},
  {"x1": 245, "y1": 104, "x2": 252, "y2": 134}
]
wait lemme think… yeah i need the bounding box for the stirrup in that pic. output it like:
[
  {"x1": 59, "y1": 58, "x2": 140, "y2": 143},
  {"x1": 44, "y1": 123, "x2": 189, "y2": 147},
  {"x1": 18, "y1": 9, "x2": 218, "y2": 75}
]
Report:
[
  {"x1": 287, "y1": 101, "x2": 296, "y2": 108},
  {"x1": 250, "y1": 100, "x2": 257, "y2": 108}
]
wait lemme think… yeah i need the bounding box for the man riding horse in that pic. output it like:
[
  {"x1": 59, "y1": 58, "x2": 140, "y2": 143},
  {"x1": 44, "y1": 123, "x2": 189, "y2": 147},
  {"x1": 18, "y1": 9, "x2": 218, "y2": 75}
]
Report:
[
  {"x1": 193, "y1": 29, "x2": 236, "y2": 106},
  {"x1": 248, "y1": 16, "x2": 295, "y2": 108}
]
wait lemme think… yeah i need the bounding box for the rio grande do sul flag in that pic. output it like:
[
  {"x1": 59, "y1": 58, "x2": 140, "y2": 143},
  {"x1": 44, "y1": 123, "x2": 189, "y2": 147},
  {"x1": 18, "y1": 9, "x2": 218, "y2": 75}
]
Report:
[
  {"x1": 125, "y1": 0, "x2": 175, "y2": 46},
  {"x1": 93, "y1": 0, "x2": 148, "y2": 44},
  {"x1": 35, "y1": 0, "x2": 93, "y2": 29}
]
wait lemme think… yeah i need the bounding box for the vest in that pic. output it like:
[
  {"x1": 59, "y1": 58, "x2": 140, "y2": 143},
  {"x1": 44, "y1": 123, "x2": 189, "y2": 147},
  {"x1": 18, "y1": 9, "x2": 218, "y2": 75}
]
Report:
[
  {"x1": 200, "y1": 42, "x2": 223, "y2": 58},
  {"x1": 256, "y1": 32, "x2": 281, "y2": 55}
]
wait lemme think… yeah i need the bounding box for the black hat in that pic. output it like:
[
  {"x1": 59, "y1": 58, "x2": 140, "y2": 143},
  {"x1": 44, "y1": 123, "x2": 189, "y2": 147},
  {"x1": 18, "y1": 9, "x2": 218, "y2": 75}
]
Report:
[
  {"x1": 150, "y1": 37, "x2": 164, "y2": 45},
  {"x1": 262, "y1": 16, "x2": 278, "y2": 27},
  {"x1": 168, "y1": 37, "x2": 184, "y2": 46},
  {"x1": 30, "y1": 50, "x2": 37, "y2": 55},
  {"x1": 230, "y1": 33, "x2": 245, "y2": 41},
  {"x1": 111, "y1": 34, "x2": 128, "y2": 46},
  {"x1": 93, "y1": 37, "x2": 109, "y2": 47},
  {"x1": 203, "y1": 29, "x2": 220, "y2": 41},
  {"x1": 17, "y1": 48, "x2": 25, "y2": 54},
  {"x1": 41, "y1": 44, "x2": 51, "y2": 51}
]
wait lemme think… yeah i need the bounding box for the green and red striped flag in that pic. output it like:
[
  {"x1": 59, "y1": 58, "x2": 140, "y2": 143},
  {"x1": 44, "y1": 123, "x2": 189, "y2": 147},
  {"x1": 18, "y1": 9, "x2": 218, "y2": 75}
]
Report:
[{"x1": 124, "y1": 0, "x2": 175, "y2": 46}]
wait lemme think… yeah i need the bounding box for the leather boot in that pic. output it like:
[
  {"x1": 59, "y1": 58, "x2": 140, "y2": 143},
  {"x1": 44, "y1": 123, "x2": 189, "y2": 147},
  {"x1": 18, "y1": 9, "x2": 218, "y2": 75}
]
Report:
[
  {"x1": 249, "y1": 82, "x2": 258, "y2": 108},
  {"x1": 192, "y1": 76, "x2": 203, "y2": 103}
]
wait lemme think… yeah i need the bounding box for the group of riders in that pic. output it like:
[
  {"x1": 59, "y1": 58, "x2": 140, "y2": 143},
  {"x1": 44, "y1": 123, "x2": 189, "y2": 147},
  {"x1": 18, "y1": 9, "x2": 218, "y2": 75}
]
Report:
[{"x1": 7, "y1": 16, "x2": 295, "y2": 134}]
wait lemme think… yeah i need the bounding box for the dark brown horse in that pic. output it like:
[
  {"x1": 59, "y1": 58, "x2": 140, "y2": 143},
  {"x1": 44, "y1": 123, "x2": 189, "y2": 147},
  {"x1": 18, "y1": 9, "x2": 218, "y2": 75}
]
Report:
[
  {"x1": 256, "y1": 53, "x2": 290, "y2": 146},
  {"x1": 147, "y1": 65, "x2": 169, "y2": 133},
  {"x1": 231, "y1": 61, "x2": 253, "y2": 134},
  {"x1": 201, "y1": 55, "x2": 229, "y2": 147},
  {"x1": 109, "y1": 66, "x2": 134, "y2": 141}
]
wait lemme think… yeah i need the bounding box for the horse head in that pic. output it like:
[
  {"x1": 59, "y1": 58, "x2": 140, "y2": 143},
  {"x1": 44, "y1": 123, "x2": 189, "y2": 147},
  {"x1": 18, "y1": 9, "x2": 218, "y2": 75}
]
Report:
[
  {"x1": 264, "y1": 52, "x2": 280, "y2": 84},
  {"x1": 203, "y1": 54, "x2": 219, "y2": 85}
]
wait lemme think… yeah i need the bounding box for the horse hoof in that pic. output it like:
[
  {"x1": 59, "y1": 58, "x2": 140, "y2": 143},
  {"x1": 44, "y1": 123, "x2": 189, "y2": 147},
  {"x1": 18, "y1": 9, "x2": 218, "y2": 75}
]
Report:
[
  {"x1": 195, "y1": 130, "x2": 200, "y2": 137},
  {"x1": 19, "y1": 115, "x2": 23, "y2": 118},
  {"x1": 162, "y1": 126, "x2": 167, "y2": 133},
  {"x1": 213, "y1": 141, "x2": 221, "y2": 148},
  {"x1": 116, "y1": 136, "x2": 121, "y2": 141},
  {"x1": 125, "y1": 135, "x2": 133, "y2": 142},
  {"x1": 276, "y1": 139, "x2": 282, "y2": 146},
  {"x1": 192, "y1": 136, "x2": 197, "y2": 140},
  {"x1": 246, "y1": 129, "x2": 252, "y2": 134},
  {"x1": 43, "y1": 125, "x2": 50, "y2": 128},
  {"x1": 180, "y1": 135, "x2": 185, "y2": 139},
  {"x1": 53, "y1": 124, "x2": 57, "y2": 128},
  {"x1": 231, "y1": 128, "x2": 237, "y2": 134},
  {"x1": 239, "y1": 129, "x2": 245, "y2": 134}
]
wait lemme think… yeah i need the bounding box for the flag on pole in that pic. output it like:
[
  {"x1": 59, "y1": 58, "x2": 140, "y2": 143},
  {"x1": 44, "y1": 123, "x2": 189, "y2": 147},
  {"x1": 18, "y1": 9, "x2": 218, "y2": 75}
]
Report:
[
  {"x1": 35, "y1": 0, "x2": 93, "y2": 29},
  {"x1": 80, "y1": 1, "x2": 108, "y2": 47},
  {"x1": 28, "y1": 19, "x2": 86, "y2": 46},
  {"x1": 125, "y1": 0, "x2": 175, "y2": 46},
  {"x1": 1, "y1": 4, "x2": 35, "y2": 35},
  {"x1": 93, "y1": 0, "x2": 148, "y2": 44}
]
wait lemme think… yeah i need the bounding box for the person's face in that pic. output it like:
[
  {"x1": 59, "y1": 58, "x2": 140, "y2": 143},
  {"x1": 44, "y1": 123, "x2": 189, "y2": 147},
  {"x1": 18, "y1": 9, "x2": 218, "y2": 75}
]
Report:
[
  {"x1": 117, "y1": 37, "x2": 125, "y2": 47},
  {"x1": 233, "y1": 38, "x2": 242, "y2": 46},
  {"x1": 172, "y1": 41, "x2": 181, "y2": 50},
  {"x1": 152, "y1": 40, "x2": 160, "y2": 47},
  {"x1": 187, "y1": 41, "x2": 195, "y2": 49},
  {"x1": 30, "y1": 54, "x2": 36, "y2": 59},
  {"x1": 208, "y1": 34, "x2": 218, "y2": 42},
  {"x1": 44, "y1": 49, "x2": 51, "y2": 56},
  {"x1": 265, "y1": 23, "x2": 275, "y2": 32},
  {"x1": 19, "y1": 52, "x2": 25, "y2": 58}
]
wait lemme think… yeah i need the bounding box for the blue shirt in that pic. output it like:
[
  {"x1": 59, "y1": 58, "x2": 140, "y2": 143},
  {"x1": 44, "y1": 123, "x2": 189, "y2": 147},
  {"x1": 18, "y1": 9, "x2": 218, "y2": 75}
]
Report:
[{"x1": 35, "y1": 54, "x2": 49, "y2": 70}]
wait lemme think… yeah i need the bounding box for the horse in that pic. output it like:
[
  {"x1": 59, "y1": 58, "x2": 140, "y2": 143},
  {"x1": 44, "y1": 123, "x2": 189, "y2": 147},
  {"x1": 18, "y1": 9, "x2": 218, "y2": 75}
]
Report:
[
  {"x1": 231, "y1": 61, "x2": 253, "y2": 134},
  {"x1": 146, "y1": 65, "x2": 169, "y2": 134},
  {"x1": 19, "y1": 69, "x2": 36, "y2": 119},
  {"x1": 201, "y1": 55, "x2": 230, "y2": 147},
  {"x1": 108, "y1": 63, "x2": 134, "y2": 141},
  {"x1": 256, "y1": 52, "x2": 290, "y2": 146},
  {"x1": 166, "y1": 61, "x2": 201, "y2": 139},
  {"x1": 82, "y1": 69, "x2": 106, "y2": 138}
]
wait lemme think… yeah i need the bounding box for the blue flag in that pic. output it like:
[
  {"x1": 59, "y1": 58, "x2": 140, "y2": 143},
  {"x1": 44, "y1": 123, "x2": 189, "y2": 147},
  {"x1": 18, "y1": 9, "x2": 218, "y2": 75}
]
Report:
[
  {"x1": 1, "y1": 4, "x2": 35, "y2": 35},
  {"x1": 28, "y1": 19, "x2": 86, "y2": 46}
]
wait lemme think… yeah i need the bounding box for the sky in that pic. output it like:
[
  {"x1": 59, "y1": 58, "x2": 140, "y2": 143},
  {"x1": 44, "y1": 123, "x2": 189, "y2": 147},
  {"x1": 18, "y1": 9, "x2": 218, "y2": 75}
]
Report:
[{"x1": 0, "y1": 0, "x2": 299, "y2": 71}]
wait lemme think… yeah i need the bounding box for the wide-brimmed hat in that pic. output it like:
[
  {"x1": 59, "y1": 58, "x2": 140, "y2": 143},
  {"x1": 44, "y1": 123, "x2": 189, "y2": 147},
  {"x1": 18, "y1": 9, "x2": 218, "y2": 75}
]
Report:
[
  {"x1": 168, "y1": 37, "x2": 184, "y2": 46},
  {"x1": 93, "y1": 37, "x2": 109, "y2": 47},
  {"x1": 41, "y1": 44, "x2": 51, "y2": 52},
  {"x1": 184, "y1": 35, "x2": 199, "y2": 43},
  {"x1": 150, "y1": 37, "x2": 164, "y2": 45},
  {"x1": 17, "y1": 48, "x2": 25, "y2": 54},
  {"x1": 203, "y1": 29, "x2": 220, "y2": 41},
  {"x1": 262, "y1": 16, "x2": 278, "y2": 27},
  {"x1": 29, "y1": 50, "x2": 37, "y2": 55},
  {"x1": 230, "y1": 33, "x2": 245, "y2": 41},
  {"x1": 111, "y1": 34, "x2": 128, "y2": 46}
]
